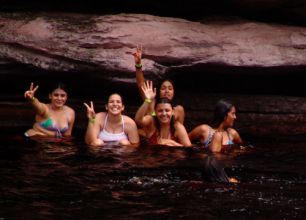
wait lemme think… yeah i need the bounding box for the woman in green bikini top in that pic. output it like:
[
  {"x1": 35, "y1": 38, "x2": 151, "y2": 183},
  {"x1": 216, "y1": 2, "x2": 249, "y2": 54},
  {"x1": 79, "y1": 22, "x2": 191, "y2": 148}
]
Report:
[{"x1": 24, "y1": 82, "x2": 75, "y2": 138}]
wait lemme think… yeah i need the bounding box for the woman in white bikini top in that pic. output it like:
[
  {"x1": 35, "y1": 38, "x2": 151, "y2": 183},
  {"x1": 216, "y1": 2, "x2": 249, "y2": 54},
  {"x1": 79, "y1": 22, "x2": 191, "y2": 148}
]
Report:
[
  {"x1": 84, "y1": 93, "x2": 139, "y2": 147},
  {"x1": 98, "y1": 114, "x2": 128, "y2": 143}
]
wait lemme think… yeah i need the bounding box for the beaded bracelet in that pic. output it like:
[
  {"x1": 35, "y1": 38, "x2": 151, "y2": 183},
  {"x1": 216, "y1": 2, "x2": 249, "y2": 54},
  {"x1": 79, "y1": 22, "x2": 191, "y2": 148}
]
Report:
[
  {"x1": 135, "y1": 63, "x2": 142, "y2": 69},
  {"x1": 89, "y1": 116, "x2": 96, "y2": 124},
  {"x1": 144, "y1": 98, "x2": 152, "y2": 104}
]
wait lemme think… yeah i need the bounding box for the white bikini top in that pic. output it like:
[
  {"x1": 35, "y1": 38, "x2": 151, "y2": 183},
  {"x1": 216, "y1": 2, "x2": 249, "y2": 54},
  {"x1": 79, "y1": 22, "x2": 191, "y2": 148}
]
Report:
[{"x1": 98, "y1": 114, "x2": 128, "y2": 143}]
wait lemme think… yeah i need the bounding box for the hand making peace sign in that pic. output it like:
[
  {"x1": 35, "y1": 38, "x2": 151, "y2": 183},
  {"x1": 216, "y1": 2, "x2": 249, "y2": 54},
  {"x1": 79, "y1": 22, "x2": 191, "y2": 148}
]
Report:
[
  {"x1": 24, "y1": 82, "x2": 39, "y2": 100},
  {"x1": 83, "y1": 101, "x2": 96, "y2": 120},
  {"x1": 141, "y1": 80, "x2": 156, "y2": 100}
]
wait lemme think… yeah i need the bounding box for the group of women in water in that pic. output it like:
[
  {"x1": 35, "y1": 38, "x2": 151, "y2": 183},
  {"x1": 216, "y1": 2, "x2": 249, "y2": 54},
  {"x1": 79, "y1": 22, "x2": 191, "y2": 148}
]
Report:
[{"x1": 24, "y1": 46, "x2": 243, "y2": 153}]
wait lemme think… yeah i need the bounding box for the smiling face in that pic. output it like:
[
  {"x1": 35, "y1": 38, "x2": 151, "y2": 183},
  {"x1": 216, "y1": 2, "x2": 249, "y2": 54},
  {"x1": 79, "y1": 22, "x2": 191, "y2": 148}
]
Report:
[
  {"x1": 49, "y1": 88, "x2": 67, "y2": 108},
  {"x1": 159, "y1": 80, "x2": 174, "y2": 100},
  {"x1": 224, "y1": 106, "x2": 237, "y2": 128},
  {"x1": 106, "y1": 94, "x2": 124, "y2": 115},
  {"x1": 155, "y1": 103, "x2": 174, "y2": 125}
]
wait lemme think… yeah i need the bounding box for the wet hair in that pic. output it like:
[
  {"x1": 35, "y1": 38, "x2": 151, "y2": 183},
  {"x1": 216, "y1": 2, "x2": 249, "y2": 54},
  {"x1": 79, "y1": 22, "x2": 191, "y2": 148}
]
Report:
[
  {"x1": 107, "y1": 93, "x2": 123, "y2": 104},
  {"x1": 158, "y1": 79, "x2": 175, "y2": 93},
  {"x1": 153, "y1": 97, "x2": 176, "y2": 136},
  {"x1": 212, "y1": 99, "x2": 234, "y2": 127},
  {"x1": 50, "y1": 82, "x2": 68, "y2": 94}
]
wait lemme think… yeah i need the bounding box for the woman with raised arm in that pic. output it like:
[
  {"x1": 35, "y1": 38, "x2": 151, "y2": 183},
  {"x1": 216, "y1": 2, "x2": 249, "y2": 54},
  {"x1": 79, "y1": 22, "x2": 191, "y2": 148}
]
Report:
[
  {"x1": 189, "y1": 99, "x2": 243, "y2": 152},
  {"x1": 24, "y1": 82, "x2": 75, "y2": 138},
  {"x1": 84, "y1": 93, "x2": 139, "y2": 147},
  {"x1": 133, "y1": 45, "x2": 185, "y2": 124},
  {"x1": 135, "y1": 80, "x2": 191, "y2": 147}
]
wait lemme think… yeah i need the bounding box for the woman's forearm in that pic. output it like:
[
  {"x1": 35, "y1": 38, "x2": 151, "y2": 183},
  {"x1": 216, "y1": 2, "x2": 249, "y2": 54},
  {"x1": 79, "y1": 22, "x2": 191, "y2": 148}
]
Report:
[
  {"x1": 136, "y1": 68, "x2": 146, "y2": 100},
  {"x1": 135, "y1": 101, "x2": 150, "y2": 126}
]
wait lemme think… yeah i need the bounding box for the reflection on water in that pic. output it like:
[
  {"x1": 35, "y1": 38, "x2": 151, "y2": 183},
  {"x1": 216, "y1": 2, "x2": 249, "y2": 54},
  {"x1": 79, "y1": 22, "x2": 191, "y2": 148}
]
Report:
[{"x1": 1, "y1": 131, "x2": 306, "y2": 219}]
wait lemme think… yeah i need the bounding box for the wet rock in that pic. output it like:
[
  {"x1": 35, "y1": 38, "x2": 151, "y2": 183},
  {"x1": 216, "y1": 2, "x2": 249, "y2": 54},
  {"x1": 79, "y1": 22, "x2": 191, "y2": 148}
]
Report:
[
  {"x1": 1, "y1": 12, "x2": 306, "y2": 83},
  {"x1": 1, "y1": 12, "x2": 306, "y2": 137}
]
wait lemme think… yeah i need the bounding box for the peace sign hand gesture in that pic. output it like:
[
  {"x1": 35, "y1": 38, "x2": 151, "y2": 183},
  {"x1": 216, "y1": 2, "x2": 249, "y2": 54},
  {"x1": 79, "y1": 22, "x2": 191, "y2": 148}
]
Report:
[
  {"x1": 132, "y1": 45, "x2": 143, "y2": 64},
  {"x1": 24, "y1": 82, "x2": 39, "y2": 100},
  {"x1": 83, "y1": 101, "x2": 96, "y2": 120}
]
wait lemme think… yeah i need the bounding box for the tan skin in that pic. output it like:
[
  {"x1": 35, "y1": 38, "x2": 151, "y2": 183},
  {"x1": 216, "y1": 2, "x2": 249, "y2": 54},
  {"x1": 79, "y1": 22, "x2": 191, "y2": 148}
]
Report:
[
  {"x1": 84, "y1": 94, "x2": 140, "y2": 147},
  {"x1": 133, "y1": 45, "x2": 185, "y2": 124},
  {"x1": 24, "y1": 82, "x2": 75, "y2": 137},
  {"x1": 189, "y1": 106, "x2": 242, "y2": 152},
  {"x1": 189, "y1": 105, "x2": 242, "y2": 183},
  {"x1": 135, "y1": 80, "x2": 191, "y2": 147}
]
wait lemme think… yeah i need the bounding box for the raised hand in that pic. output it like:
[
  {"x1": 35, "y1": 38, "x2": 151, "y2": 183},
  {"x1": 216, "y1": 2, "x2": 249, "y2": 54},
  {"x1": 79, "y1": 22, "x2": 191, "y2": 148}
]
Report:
[
  {"x1": 132, "y1": 45, "x2": 143, "y2": 64},
  {"x1": 141, "y1": 80, "x2": 156, "y2": 100},
  {"x1": 24, "y1": 82, "x2": 39, "y2": 100},
  {"x1": 83, "y1": 101, "x2": 96, "y2": 120}
]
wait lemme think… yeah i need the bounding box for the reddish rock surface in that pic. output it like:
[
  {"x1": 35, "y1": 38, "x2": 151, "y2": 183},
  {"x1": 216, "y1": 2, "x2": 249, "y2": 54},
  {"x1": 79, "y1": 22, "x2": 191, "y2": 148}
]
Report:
[{"x1": 1, "y1": 12, "x2": 306, "y2": 82}]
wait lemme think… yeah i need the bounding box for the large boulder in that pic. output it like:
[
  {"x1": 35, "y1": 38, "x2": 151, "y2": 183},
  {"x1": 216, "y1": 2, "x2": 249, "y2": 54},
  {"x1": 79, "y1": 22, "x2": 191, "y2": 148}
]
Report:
[{"x1": 1, "y1": 12, "x2": 306, "y2": 83}]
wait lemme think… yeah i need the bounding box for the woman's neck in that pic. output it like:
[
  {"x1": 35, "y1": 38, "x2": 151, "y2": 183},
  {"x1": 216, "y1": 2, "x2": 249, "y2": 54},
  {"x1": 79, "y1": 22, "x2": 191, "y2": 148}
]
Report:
[
  {"x1": 49, "y1": 104, "x2": 63, "y2": 112},
  {"x1": 159, "y1": 125, "x2": 171, "y2": 139},
  {"x1": 107, "y1": 113, "x2": 122, "y2": 124}
]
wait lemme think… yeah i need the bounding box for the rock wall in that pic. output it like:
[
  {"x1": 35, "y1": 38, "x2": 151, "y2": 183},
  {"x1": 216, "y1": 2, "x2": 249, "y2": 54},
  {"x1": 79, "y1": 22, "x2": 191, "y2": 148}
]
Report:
[{"x1": 1, "y1": 12, "x2": 306, "y2": 81}]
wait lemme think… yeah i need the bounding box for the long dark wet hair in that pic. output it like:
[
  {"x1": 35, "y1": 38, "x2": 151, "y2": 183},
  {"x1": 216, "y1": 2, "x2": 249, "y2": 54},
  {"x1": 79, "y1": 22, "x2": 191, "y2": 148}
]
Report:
[
  {"x1": 212, "y1": 99, "x2": 234, "y2": 127},
  {"x1": 153, "y1": 97, "x2": 176, "y2": 136},
  {"x1": 157, "y1": 79, "x2": 181, "y2": 107}
]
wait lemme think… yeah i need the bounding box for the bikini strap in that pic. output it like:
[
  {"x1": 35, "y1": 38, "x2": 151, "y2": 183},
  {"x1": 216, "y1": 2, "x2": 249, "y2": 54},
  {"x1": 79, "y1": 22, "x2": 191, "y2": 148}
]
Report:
[
  {"x1": 121, "y1": 115, "x2": 125, "y2": 132},
  {"x1": 226, "y1": 129, "x2": 232, "y2": 141},
  {"x1": 103, "y1": 114, "x2": 108, "y2": 130},
  {"x1": 63, "y1": 106, "x2": 70, "y2": 125}
]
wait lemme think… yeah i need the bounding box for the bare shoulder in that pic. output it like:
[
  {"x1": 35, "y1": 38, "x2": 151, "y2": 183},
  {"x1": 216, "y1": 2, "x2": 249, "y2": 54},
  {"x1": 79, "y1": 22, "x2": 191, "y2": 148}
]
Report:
[
  {"x1": 64, "y1": 105, "x2": 75, "y2": 115},
  {"x1": 213, "y1": 131, "x2": 223, "y2": 139},
  {"x1": 193, "y1": 124, "x2": 211, "y2": 132},
  {"x1": 227, "y1": 128, "x2": 240, "y2": 138},
  {"x1": 174, "y1": 105, "x2": 184, "y2": 113},
  {"x1": 228, "y1": 128, "x2": 238, "y2": 134},
  {"x1": 174, "y1": 121, "x2": 185, "y2": 130},
  {"x1": 122, "y1": 115, "x2": 137, "y2": 126},
  {"x1": 94, "y1": 112, "x2": 107, "y2": 122}
]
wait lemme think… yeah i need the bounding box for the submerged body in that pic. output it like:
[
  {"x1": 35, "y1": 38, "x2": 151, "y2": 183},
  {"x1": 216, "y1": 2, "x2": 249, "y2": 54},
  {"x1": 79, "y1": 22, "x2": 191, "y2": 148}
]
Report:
[
  {"x1": 189, "y1": 100, "x2": 242, "y2": 152},
  {"x1": 135, "y1": 80, "x2": 191, "y2": 147}
]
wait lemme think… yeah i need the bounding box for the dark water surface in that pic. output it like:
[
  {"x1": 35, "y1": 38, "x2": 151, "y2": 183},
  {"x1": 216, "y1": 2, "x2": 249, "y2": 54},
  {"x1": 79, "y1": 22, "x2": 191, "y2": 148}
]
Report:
[{"x1": 1, "y1": 130, "x2": 306, "y2": 220}]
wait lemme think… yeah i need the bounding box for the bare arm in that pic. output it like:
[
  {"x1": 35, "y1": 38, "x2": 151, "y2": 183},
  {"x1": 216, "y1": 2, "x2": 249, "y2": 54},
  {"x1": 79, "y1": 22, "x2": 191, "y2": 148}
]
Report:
[
  {"x1": 133, "y1": 45, "x2": 146, "y2": 100},
  {"x1": 158, "y1": 138, "x2": 184, "y2": 147},
  {"x1": 174, "y1": 122, "x2": 192, "y2": 146},
  {"x1": 63, "y1": 108, "x2": 75, "y2": 137},
  {"x1": 136, "y1": 69, "x2": 145, "y2": 100},
  {"x1": 84, "y1": 102, "x2": 104, "y2": 146},
  {"x1": 174, "y1": 105, "x2": 185, "y2": 125},
  {"x1": 135, "y1": 80, "x2": 156, "y2": 127},
  {"x1": 122, "y1": 116, "x2": 140, "y2": 146},
  {"x1": 188, "y1": 124, "x2": 210, "y2": 143},
  {"x1": 24, "y1": 82, "x2": 48, "y2": 117},
  {"x1": 209, "y1": 131, "x2": 223, "y2": 152},
  {"x1": 230, "y1": 128, "x2": 243, "y2": 144}
]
